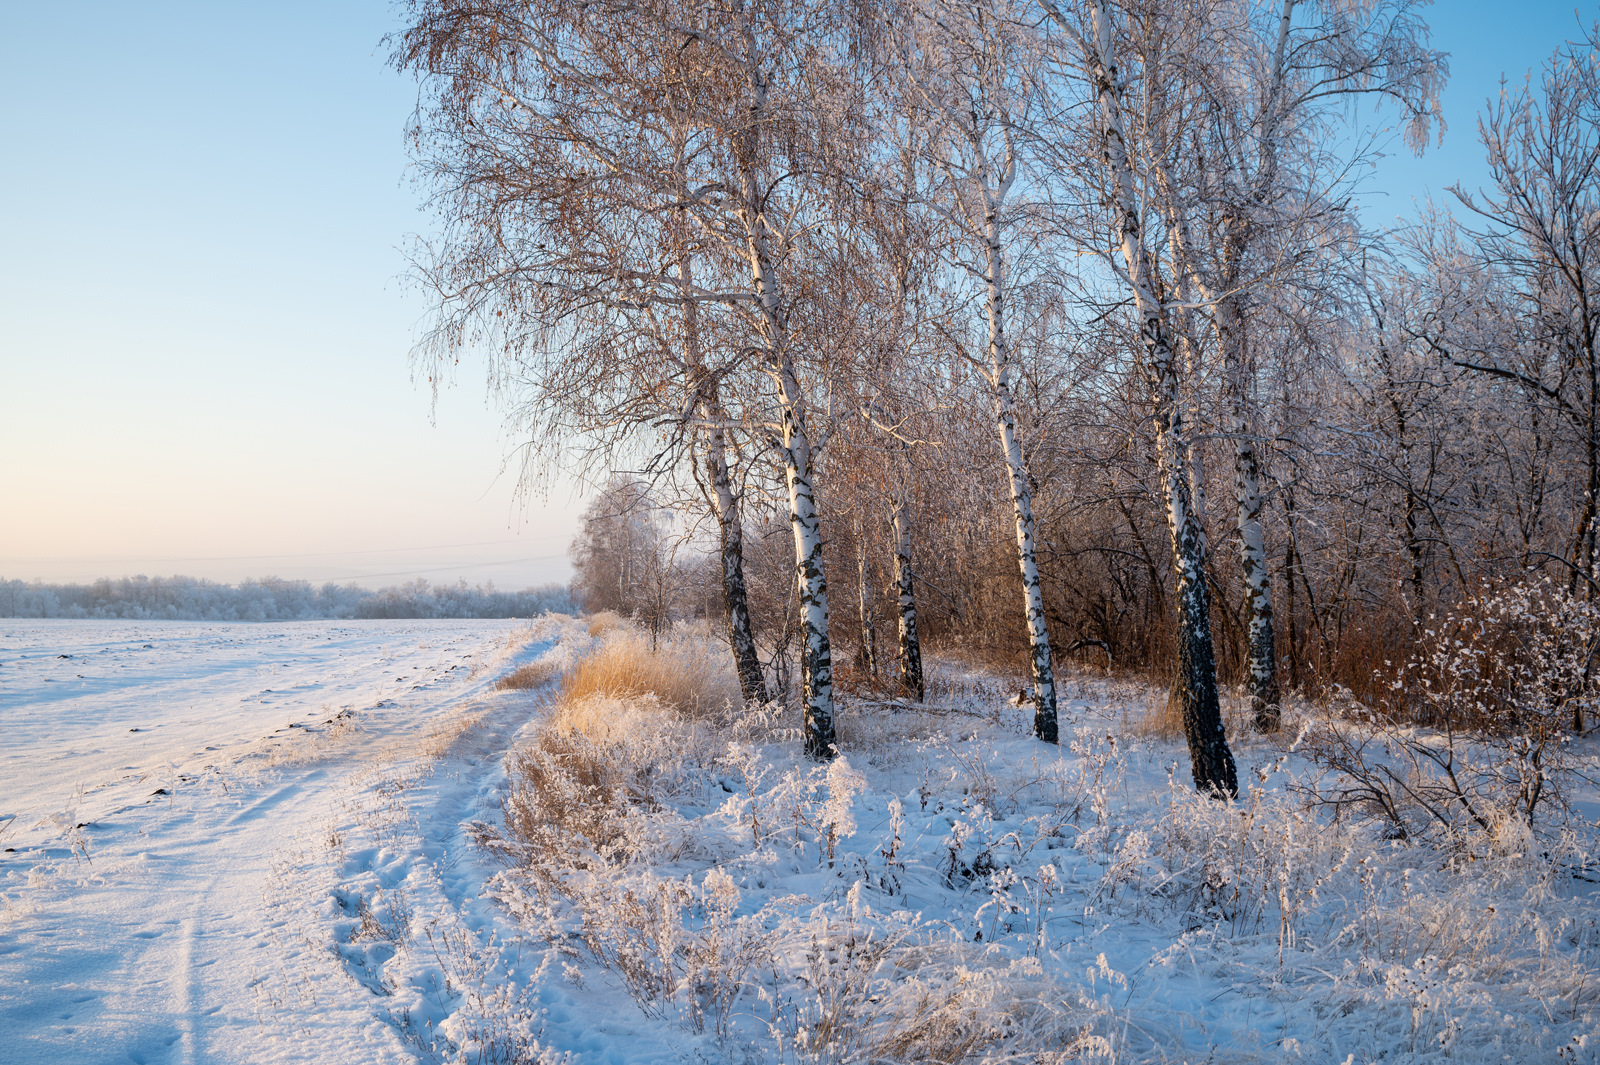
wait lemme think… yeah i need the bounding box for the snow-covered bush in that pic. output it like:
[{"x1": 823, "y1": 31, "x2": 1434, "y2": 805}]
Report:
[
  {"x1": 1305, "y1": 572, "x2": 1600, "y2": 840},
  {"x1": 466, "y1": 631, "x2": 1600, "y2": 1063}
]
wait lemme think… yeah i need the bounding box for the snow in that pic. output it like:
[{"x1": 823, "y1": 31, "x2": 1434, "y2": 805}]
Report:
[
  {"x1": 4, "y1": 617, "x2": 1599, "y2": 1064},
  {"x1": 0, "y1": 618, "x2": 544, "y2": 1064}
]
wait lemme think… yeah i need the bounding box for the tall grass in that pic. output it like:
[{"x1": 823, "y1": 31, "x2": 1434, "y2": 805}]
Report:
[
  {"x1": 559, "y1": 628, "x2": 740, "y2": 721},
  {"x1": 494, "y1": 659, "x2": 560, "y2": 691}
]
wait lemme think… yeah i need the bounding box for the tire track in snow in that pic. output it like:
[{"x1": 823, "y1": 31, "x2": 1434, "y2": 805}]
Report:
[
  {"x1": 312, "y1": 631, "x2": 572, "y2": 1060},
  {"x1": 0, "y1": 619, "x2": 536, "y2": 1065}
]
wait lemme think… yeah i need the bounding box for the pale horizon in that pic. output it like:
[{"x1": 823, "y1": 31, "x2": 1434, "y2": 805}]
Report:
[{"x1": 0, "y1": 1, "x2": 582, "y2": 592}]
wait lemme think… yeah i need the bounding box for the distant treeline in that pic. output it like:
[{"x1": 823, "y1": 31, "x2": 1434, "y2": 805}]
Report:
[{"x1": 0, "y1": 575, "x2": 574, "y2": 621}]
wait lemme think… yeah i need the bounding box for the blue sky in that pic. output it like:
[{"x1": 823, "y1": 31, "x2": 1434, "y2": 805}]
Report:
[
  {"x1": 1361, "y1": 1, "x2": 1591, "y2": 224},
  {"x1": 0, "y1": 1, "x2": 1589, "y2": 587},
  {"x1": 0, "y1": 2, "x2": 579, "y2": 587}
]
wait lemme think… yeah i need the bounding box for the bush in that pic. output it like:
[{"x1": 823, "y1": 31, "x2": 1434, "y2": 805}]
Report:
[{"x1": 1304, "y1": 572, "x2": 1600, "y2": 839}]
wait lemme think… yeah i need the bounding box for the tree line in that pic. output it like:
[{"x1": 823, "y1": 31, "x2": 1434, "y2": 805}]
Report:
[
  {"x1": 0, "y1": 575, "x2": 573, "y2": 621},
  {"x1": 394, "y1": 0, "x2": 1600, "y2": 794}
]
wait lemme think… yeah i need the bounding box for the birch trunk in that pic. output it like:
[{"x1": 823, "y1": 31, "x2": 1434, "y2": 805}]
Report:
[
  {"x1": 1282, "y1": 475, "x2": 1303, "y2": 693},
  {"x1": 1051, "y1": 0, "x2": 1237, "y2": 794},
  {"x1": 776, "y1": 356, "x2": 837, "y2": 758},
  {"x1": 1204, "y1": 0, "x2": 1295, "y2": 733},
  {"x1": 743, "y1": 221, "x2": 835, "y2": 755},
  {"x1": 678, "y1": 219, "x2": 767, "y2": 706},
  {"x1": 985, "y1": 223, "x2": 1058, "y2": 743},
  {"x1": 705, "y1": 420, "x2": 769, "y2": 705},
  {"x1": 854, "y1": 517, "x2": 878, "y2": 678},
  {"x1": 731, "y1": 42, "x2": 834, "y2": 758},
  {"x1": 1217, "y1": 296, "x2": 1280, "y2": 731},
  {"x1": 890, "y1": 488, "x2": 925, "y2": 702}
]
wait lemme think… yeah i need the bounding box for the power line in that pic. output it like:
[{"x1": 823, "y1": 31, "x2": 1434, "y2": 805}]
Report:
[{"x1": 318, "y1": 553, "x2": 570, "y2": 583}]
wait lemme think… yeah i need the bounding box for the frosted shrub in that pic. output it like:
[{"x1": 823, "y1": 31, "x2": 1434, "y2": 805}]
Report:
[
  {"x1": 1143, "y1": 770, "x2": 1354, "y2": 946},
  {"x1": 819, "y1": 758, "x2": 866, "y2": 864},
  {"x1": 471, "y1": 626, "x2": 1600, "y2": 1063},
  {"x1": 771, "y1": 914, "x2": 1093, "y2": 1065},
  {"x1": 744, "y1": 757, "x2": 867, "y2": 864},
  {"x1": 1306, "y1": 572, "x2": 1600, "y2": 840}
]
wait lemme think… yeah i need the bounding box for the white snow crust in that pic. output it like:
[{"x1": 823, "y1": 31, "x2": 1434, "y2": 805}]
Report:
[{"x1": 0, "y1": 618, "x2": 541, "y2": 1064}]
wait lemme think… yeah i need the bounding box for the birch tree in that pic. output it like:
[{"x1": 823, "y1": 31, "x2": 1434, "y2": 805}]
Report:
[
  {"x1": 1184, "y1": 0, "x2": 1441, "y2": 730},
  {"x1": 394, "y1": 0, "x2": 773, "y2": 702},
  {"x1": 889, "y1": 0, "x2": 1060, "y2": 741},
  {"x1": 1039, "y1": 0, "x2": 1236, "y2": 794},
  {"x1": 396, "y1": 0, "x2": 863, "y2": 753}
]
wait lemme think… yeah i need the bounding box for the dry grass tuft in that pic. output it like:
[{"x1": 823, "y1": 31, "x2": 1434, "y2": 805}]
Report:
[
  {"x1": 1126, "y1": 684, "x2": 1186, "y2": 740},
  {"x1": 833, "y1": 662, "x2": 902, "y2": 699},
  {"x1": 494, "y1": 659, "x2": 560, "y2": 691},
  {"x1": 1122, "y1": 680, "x2": 1252, "y2": 743},
  {"x1": 561, "y1": 630, "x2": 739, "y2": 721},
  {"x1": 502, "y1": 723, "x2": 645, "y2": 863},
  {"x1": 496, "y1": 628, "x2": 738, "y2": 869},
  {"x1": 585, "y1": 610, "x2": 628, "y2": 637}
]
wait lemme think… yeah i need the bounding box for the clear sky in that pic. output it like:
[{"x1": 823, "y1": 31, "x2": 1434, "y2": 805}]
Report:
[
  {"x1": 0, "y1": 1, "x2": 582, "y2": 588},
  {"x1": 1360, "y1": 1, "x2": 1593, "y2": 226},
  {"x1": 0, "y1": 1, "x2": 1590, "y2": 589}
]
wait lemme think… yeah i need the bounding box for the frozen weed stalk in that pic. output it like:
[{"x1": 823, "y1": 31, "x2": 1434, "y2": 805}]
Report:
[{"x1": 819, "y1": 758, "x2": 865, "y2": 866}]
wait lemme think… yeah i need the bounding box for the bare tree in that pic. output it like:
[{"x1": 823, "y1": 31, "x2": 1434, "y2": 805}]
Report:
[
  {"x1": 1446, "y1": 24, "x2": 1600, "y2": 594},
  {"x1": 1038, "y1": 0, "x2": 1236, "y2": 794},
  {"x1": 888, "y1": 0, "x2": 1060, "y2": 741},
  {"x1": 395, "y1": 0, "x2": 873, "y2": 753},
  {"x1": 394, "y1": 0, "x2": 775, "y2": 702},
  {"x1": 571, "y1": 478, "x2": 669, "y2": 623}
]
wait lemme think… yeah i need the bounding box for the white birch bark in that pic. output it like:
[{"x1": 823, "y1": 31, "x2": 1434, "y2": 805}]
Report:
[
  {"x1": 1216, "y1": 297, "x2": 1280, "y2": 730},
  {"x1": 675, "y1": 224, "x2": 769, "y2": 708},
  {"x1": 894, "y1": 0, "x2": 1058, "y2": 741},
  {"x1": 774, "y1": 355, "x2": 837, "y2": 757},
  {"x1": 1209, "y1": 0, "x2": 1294, "y2": 732},
  {"x1": 986, "y1": 214, "x2": 1059, "y2": 743},
  {"x1": 728, "y1": 27, "x2": 835, "y2": 757},
  {"x1": 1044, "y1": 0, "x2": 1237, "y2": 794}
]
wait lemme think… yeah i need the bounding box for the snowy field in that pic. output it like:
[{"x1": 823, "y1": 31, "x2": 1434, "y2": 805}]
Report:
[
  {"x1": 4, "y1": 616, "x2": 1600, "y2": 1064},
  {"x1": 0, "y1": 618, "x2": 544, "y2": 1064}
]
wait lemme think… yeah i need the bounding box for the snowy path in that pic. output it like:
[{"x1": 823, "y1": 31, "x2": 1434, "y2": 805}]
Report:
[{"x1": 0, "y1": 619, "x2": 549, "y2": 1065}]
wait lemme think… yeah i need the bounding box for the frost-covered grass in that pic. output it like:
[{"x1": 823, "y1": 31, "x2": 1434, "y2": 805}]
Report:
[{"x1": 474, "y1": 623, "x2": 1600, "y2": 1064}]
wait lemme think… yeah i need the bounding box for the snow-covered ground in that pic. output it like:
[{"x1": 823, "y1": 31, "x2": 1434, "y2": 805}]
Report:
[
  {"x1": 4, "y1": 616, "x2": 1599, "y2": 1064},
  {"x1": 0, "y1": 618, "x2": 548, "y2": 1064}
]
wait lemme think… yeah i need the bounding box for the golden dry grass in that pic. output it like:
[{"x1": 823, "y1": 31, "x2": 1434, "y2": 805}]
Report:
[
  {"x1": 1125, "y1": 684, "x2": 1186, "y2": 740},
  {"x1": 495, "y1": 659, "x2": 560, "y2": 691},
  {"x1": 1124, "y1": 681, "x2": 1252, "y2": 742},
  {"x1": 501, "y1": 628, "x2": 740, "y2": 864},
  {"x1": 560, "y1": 630, "x2": 739, "y2": 722},
  {"x1": 585, "y1": 610, "x2": 628, "y2": 637}
]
